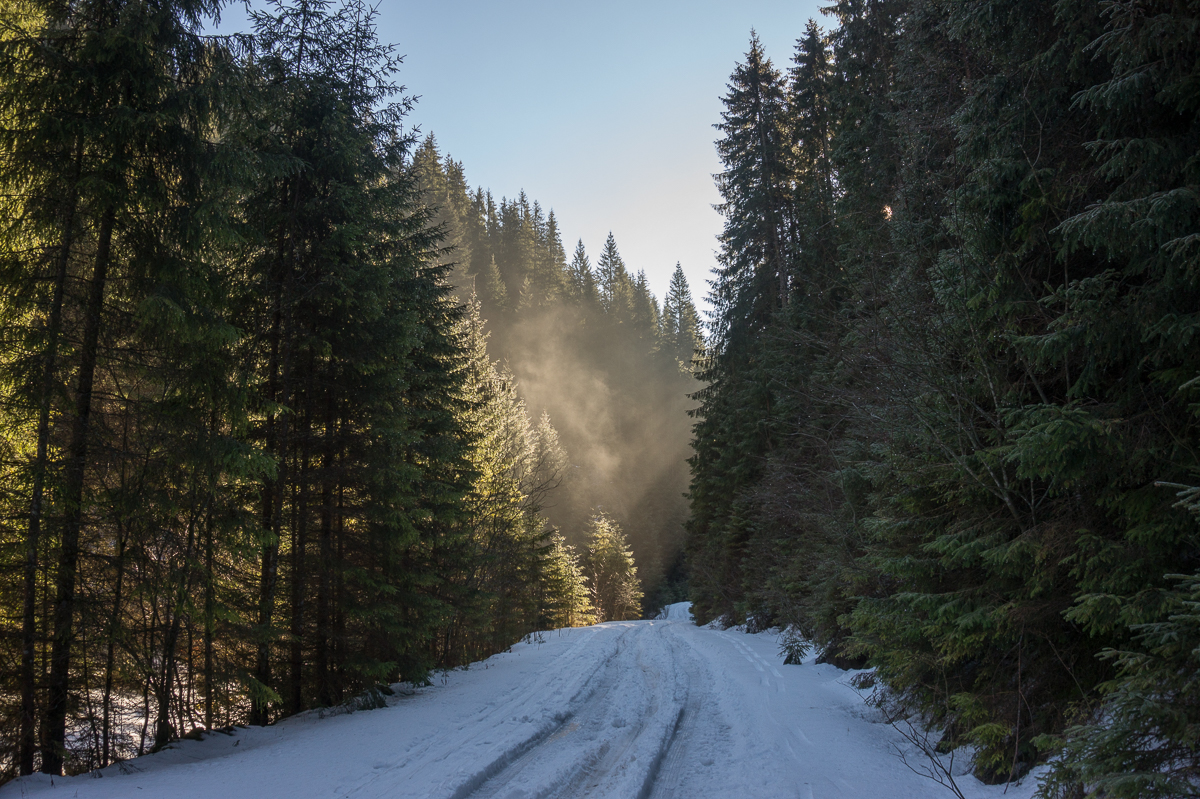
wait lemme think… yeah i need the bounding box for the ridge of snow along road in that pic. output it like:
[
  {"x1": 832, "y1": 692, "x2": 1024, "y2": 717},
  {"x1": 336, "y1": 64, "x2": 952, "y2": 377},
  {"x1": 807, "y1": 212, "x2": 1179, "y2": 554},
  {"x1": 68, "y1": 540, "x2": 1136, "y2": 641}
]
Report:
[{"x1": 3, "y1": 604, "x2": 1045, "y2": 798}]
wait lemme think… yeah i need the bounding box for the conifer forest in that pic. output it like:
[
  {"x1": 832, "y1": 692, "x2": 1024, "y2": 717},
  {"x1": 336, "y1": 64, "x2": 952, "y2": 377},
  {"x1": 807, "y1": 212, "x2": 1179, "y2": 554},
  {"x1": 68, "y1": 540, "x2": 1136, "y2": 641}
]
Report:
[
  {"x1": 0, "y1": 0, "x2": 1198, "y2": 796},
  {"x1": 691, "y1": 2, "x2": 1200, "y2": 795},
  {"x1": 0, "y1": 0, "x2": 688, "y2": 778}
]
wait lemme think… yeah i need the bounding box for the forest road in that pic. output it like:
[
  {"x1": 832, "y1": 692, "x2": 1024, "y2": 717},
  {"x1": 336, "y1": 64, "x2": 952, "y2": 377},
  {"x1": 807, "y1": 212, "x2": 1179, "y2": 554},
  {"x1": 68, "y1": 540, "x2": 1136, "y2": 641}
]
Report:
[
  {"x1": 337, "y1": 602, "x2": 956, "y2": 799},
  {"x1": 2, "y1": 602, "x2": 1014, "y2": 799}
]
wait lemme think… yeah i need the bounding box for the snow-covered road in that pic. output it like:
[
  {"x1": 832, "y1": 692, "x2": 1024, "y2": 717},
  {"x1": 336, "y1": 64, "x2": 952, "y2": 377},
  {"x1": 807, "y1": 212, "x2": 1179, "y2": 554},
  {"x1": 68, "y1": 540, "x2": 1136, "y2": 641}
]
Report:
[{"x1": 4, "y1": 603, "x2": 1041, "y2": 798}]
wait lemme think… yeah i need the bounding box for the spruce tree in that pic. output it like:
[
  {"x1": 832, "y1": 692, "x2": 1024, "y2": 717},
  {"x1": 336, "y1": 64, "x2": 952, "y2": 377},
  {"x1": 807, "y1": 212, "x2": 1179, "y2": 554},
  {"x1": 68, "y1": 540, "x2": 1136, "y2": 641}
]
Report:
[
  {"x1": 681, "y1": 1, "x2": 1199, "y2": 788},
  {"x1": 441, "y1": 300, "x2": 568, "y2": 662},
  {"x1": 0, "y1": 0, "x2": 245, "y2": 773},
  {"x1": 688, "y1": 33, "x2": 794, "y2": 625},
  {"x1": 661, "y1": 264, "x2": 701, "y2": 370},
  {"x1": 786, "y1": 20, "x2": 836, "y2": 291},
  {"x1": 411, "y1": 133, "x2": 469, "y2": 283},
  {"x1": 530, "y1": 208, "x2": 568, "y2": 303},
  {"x1": 585, "y1": 513, "x2": 644, "y2": 622},
  {"x1": 541, "y1": 533, "x2": 595, "y2": 629},
  {"x1": 630, "y1": 270, "x2": 661, "y2": 349},
  {"x1": 596, "y1": 232, "x2": 633, "y2": 324},
  {"x1": 1035, "y1": 0, "x2": 1200, "y2": 792},
  {"x1": 711, "y1": 31, "x2": 793, "y2": 334},
  {"x1": 239, "y1": 0, "x2": 471, "y2": 720},
  {"x1": 566, "y1": 239, "x2": 599, "y2": 309}
]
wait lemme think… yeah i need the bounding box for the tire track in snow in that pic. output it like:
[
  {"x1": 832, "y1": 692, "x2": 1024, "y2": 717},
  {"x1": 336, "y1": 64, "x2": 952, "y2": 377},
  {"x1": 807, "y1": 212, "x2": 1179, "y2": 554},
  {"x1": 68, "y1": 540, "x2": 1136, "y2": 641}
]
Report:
[
  {"x1": 452, "y1": 622, "x2": 686, "y2": 799},
  {"x1": 643, "y1": 623, "x2": 708, "y2": 799},
  {"x1": 453, "y1": 641, "x2": 634, "y2": 799},
  {"x1": 713, "y1": 627, "x2": 832, "y2": 781},
  {"x1": 337, "y1": 624, "x2": 627, "y2": 799},
  {"x1": 717, "y1": 631, "x2": 785, "y2": 692}
]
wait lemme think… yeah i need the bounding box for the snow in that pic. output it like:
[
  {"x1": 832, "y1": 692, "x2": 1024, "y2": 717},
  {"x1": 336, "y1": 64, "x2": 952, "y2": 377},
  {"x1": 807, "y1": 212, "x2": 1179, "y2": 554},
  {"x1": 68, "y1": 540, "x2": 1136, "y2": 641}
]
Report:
[{"x1": 4, "y1": 603, "x2": 1046, "y2": 798}]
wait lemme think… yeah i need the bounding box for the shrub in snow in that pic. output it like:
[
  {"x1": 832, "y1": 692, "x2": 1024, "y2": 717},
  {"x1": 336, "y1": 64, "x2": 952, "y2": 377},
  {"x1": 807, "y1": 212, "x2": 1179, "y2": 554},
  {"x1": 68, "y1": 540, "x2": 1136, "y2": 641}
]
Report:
[{"x1": 778, "y1": 627, "x2": 811, "y2": 665}]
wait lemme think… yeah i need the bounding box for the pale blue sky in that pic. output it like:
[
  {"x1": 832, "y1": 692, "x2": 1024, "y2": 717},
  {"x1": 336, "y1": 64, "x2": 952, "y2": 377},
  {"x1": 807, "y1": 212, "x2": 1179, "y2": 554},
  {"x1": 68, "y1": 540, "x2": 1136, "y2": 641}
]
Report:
[{"x1": 219, "y1": 1, "x2": 826, "y2": 311}]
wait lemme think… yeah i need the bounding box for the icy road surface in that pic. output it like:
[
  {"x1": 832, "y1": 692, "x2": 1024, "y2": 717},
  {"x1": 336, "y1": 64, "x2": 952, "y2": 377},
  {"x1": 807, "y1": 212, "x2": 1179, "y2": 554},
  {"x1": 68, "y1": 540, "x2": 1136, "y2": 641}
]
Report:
[{"x1": 4, "y1": 603, "x2": 1041, "y2": 799}]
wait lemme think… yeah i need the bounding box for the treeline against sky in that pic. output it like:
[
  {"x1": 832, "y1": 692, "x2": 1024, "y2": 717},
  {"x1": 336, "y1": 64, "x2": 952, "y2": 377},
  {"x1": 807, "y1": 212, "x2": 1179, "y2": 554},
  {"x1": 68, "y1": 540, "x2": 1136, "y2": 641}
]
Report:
[
  {"x1": 0, "y1": 0, "x2": 663, "y2": 779},
  {"x1": 409, "y1": 136, "x2": 702, "y2": 608},
  {"x1": 690, "y1": 1, "x2": 1199, "y2": 794}
]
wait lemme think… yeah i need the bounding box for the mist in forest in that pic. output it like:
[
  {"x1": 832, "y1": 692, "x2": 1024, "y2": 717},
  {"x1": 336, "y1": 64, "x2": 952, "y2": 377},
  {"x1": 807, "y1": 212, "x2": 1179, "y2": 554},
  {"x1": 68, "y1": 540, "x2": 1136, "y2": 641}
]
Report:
[
  {"x1": 497, "y1": 304, "x2": 698, "y2": 597},
  {"x1": 411, "y1": 133, "x2": 703, "y2": 602}
]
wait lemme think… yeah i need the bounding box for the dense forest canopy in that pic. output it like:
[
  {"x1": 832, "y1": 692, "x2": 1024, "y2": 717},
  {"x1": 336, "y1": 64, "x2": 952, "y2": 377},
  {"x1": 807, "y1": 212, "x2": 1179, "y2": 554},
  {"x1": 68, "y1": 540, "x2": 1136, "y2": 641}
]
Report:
[
  {"x1": 689, "y1": 1, "x2": 1200, "y2": 794},
  {"x1": 0, "y1": 0, "x2": 695, "y2": 779}
]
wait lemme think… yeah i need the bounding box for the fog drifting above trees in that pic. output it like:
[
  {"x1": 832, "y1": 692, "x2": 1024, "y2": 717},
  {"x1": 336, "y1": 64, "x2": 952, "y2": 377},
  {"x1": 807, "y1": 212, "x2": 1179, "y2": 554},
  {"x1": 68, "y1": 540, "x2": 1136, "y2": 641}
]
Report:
[{"x1": 410, "y1": 136, "x2": 702, "y2": 607}]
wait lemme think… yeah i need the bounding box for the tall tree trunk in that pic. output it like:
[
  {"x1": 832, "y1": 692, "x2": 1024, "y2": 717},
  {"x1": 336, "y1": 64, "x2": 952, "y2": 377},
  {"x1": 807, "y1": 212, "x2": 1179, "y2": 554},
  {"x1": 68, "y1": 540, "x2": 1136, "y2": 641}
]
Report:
[
  {"x1": 101, "y1": 398, "x2": 135, "y2": 768},
  {"x1": 100, "y1": 528, "x2": 127, "y2": 768},
  {"x1": 252, "y1": 217, "x2": 295, "y2": 725},
  {"x1": 154, "y1": 520, "x2": 199, "y2": 749},
  {"x1": 78, "y1": 623, "x2": 100, "y2": 767},
  {"x1": 42, "y1": 204, "x2": 115, "y2": 776},
  {"x1": 21, "y1": 143, "x2": 83, "y2": 774},
  {"x1": 333, "y1": 480, "x2": 346, "y2": 702},
  {"x1": 289, "y1": 429, "x2": 310, "y2": 715},
  {"x1": 252, "y1": 248, "x2": 283, "y2": 727},
  {"x1": 136, "y1": 680, "x2": 149, "y2": 757},
  {"x1": 252, "y1": 465, "x2": 278, "y2": 726},
  {"x1": 252, "y1": 401, "x2": 279, "y2": 723},
  {"x1": 203, "y1": 505, "x2": 214, "y2": 730},
  {"x1": 315, "y1": 402, "x2": 334, "y2": 707}
]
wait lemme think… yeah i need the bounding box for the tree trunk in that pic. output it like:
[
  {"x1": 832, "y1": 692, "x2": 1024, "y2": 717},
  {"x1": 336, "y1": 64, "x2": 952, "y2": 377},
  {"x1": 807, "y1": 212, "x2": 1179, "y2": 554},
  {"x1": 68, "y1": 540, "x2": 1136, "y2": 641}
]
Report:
[
  {"x1": 252, "y1": 469, "x2": 278, "y2": 726},
  {"x1": 315, "y1": 402, "x2": 334, "y2": 707},
  {"x1": 42, "y1": 204, "x2": 116, "y2": 776},
  {"x1": 154, "y1": 495, "x2": 203, "y2": 749},
  {"x1": 252, "y1": 216, "x2": 295, "y2": 725},
  {"x1": 101, "y1": 399, "x2": 136, "y2": 767},
  {"x1": 289, "y1": 439, "x2": 308, "y2": 715},
  {"x1": 21, "y1": 143, "x2": 83, "y2": 775},
  {"x1": 203, "y1": 506, "x2": 214, "y2": 730},
  {"x1": 333, "y1": 480, "x2": 346, "y2": 702},
  {"x1": 252, "y1": 258, "x2": 282, "y2": 727},
  {"x1": 100, "y1": 528, "x2": 127, "y2": 768}
]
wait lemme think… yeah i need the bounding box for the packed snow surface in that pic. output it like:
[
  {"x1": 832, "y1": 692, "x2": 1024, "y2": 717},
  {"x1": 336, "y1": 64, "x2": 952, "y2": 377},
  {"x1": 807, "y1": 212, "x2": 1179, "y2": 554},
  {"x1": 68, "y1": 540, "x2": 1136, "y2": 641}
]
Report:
[{"x1": 5, "y1": 603, "x2": 1043, "y2": 798}]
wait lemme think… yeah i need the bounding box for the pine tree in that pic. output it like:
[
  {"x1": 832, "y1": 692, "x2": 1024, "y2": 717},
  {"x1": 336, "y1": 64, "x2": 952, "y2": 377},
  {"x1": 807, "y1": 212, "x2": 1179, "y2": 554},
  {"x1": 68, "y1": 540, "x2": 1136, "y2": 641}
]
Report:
[
  {"x1": 411, "y1": 133, "x2": 469, "y2": 282},
  {"x1": 475, "y1": 254, "x2": 509, "y2": 315},
  {"x1": 661, "y1": 264, "x2": 701, "y2": 370},
  {"x1": 824, "y1": 0, "x2": 902, "y2": 260},
  {"x1": 596, "y1": 232, "x2": 634, "y2": 326},
  {"x1": 238, "y1": 0, "x2": 472, "y2": 721},
  {"x1": 711, "y1": 31, "x2": 793, "y2": 338},
  {"x1": 441, "y1": 300, "x2": 568, "y2": 662},
  {"x1": 494, "y1": 193, "x2": 537, "y2": 303},
  {"x1": 585, "y1": 513, "x2": 644, "y2": 622},
  {"x1": 1035, "y1": 0, "x2": 1200, "y2": 792},
  {"x1": 682, "y1": 1, "x2": 1199, "y2": 788},
  {"x1": 630, "y1": 270, "x2": 661, "y2": 349},
  {"x1": 529, "y1": 208, "x2": 568, "y2": 303},
  {"x1": 786, "y1": 20, "x2": 836, "y2": 291},
  {"x1": 566, "y1": 239, "x2": 599, "y2": 309},
  {"x1": 687, "y1": 33, "x2": 794, "y2": 626},
  {"x1": 540, "y1": 534, "x2": 595, "y2": 629},
  {"x1": 0, "y1": 0, "x2": 249, "y2": 773}
]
